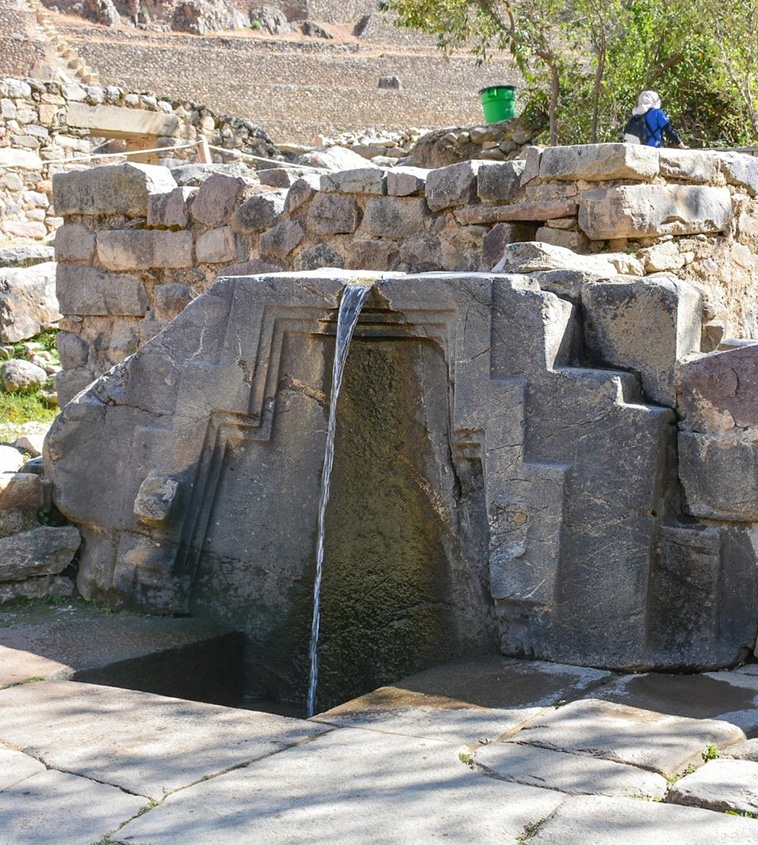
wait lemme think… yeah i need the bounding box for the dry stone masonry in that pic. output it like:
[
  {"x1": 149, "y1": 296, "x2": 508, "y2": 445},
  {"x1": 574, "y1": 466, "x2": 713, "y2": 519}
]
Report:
[
  {"x1": 42, "y1": 142, "x2": 758, "y2": 705},
  {"x1": 0, "y1": 76, "x2": 279, "y2": 244}
]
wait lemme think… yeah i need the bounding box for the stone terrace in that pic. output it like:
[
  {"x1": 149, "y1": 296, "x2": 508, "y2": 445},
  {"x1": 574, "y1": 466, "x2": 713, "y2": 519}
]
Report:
[{"x1": 56, "y1": 22, "x2": 518, "y2": 144}]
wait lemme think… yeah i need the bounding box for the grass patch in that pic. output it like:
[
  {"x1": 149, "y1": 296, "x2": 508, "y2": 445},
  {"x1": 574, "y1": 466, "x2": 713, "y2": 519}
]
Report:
[{"x1": 0, "y1": 390, "x2": 57, "y2": 427}]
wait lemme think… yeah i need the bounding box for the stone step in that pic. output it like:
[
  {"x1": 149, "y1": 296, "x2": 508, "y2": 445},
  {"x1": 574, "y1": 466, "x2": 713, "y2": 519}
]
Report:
[{"x1": 0, "y1": 605, "x2": 244, "y2": 706}]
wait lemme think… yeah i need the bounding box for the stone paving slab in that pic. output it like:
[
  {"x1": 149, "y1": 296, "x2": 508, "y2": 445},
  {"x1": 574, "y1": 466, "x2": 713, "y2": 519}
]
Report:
[
  {"x1": 314, "y1": 657, "x2": 611, "y2": 743},
  {"x1": 113, "y1": 728, "x2": 567, "y2": 845},
  {"x1": 473, "y1": 741, "x2": 668, "y2": 799},
  {"x1": 667, "y1": 758, "x2": 758, "y2": 814},
  {"x1": 725, "y1": 738, "x2": 758, "y2": 760},
  {"x1": 597, "y1": 669, "x2": 758, "y2": 735},
  {"x1": 0, "y1": 767, "x2": 147, "y2": 845},
  {"x1": 512, "y1": 699, "x2": 745, "y2": 776},
  {"x1": 0, "y1": 610, "x2": 237, "y2": 687},
  {"x1": 0, "y1": 681, "x2": 330, "y2": 799},
  {"x1": 0, "y1": 744, "x2": 45, "y2": 790},
  {"x1": 529, "y1": 794, "x2": 758, "y2": 844}
]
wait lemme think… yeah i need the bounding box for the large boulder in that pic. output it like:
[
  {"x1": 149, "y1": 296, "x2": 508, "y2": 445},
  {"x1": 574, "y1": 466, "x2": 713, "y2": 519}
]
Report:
[
  {"x1": 0, "y1": 262, "x2": 60, "y2": 343},
  {"x1": 0, "y1": 525, "x2": 80, "y2": 583},
  {"x1": 578, "y1": 185, "x2": 732, "y2": 240}
]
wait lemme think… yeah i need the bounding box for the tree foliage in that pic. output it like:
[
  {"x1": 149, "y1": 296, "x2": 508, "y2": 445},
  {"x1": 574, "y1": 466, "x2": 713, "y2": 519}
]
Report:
[{"x1": 380, "y1": 0, "x2": 758, "y2": 147}]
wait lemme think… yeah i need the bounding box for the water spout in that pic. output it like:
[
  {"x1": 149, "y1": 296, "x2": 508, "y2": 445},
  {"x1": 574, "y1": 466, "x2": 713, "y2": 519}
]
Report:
[{"x1": 307, "y1": 281, "x2": 373, "y2": 717}]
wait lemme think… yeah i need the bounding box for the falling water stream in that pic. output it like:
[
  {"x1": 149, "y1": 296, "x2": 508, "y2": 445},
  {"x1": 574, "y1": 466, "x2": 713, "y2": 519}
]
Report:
[{"x1": 307, "y1": 281, "x2": 373, "y2": 717}]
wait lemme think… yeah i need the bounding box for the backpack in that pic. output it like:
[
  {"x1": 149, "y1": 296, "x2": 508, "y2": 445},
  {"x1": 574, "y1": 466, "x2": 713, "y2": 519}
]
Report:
[{"x1": 623, "y1": 112, "x2": 648, "y2": 144}]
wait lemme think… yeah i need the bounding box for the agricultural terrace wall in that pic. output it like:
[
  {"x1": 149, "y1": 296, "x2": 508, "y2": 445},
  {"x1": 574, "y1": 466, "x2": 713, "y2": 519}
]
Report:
[{"x1": 57, "y1": 23, "x2": 519, "y2": 144}]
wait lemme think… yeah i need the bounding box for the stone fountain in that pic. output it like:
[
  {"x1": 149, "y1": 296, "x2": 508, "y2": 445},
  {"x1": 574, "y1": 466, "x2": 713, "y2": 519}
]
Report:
[{"x1": 45, "y1": 265, "x2": 758, "y2": 712}]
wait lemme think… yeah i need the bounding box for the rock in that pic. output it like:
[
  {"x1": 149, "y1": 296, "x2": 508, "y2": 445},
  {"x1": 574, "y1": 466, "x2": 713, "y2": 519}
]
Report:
[
  {"x1": 0, "y1": 262, "x2": 60, "y2": 343},
  {"x1": 96, "y1": 230, "x2": 194, "y2": 271},
  {"x1": 284, "y1": 174, "x2": 322, "y2": 215},
  {"x1": 426, "y1": 161, "x2": 484, "y2": 211},
  {"x1": 717, "y1": 151, "x2": 758, "y2": 196},
  {"x1": 493, "y1": 241, "x2": 619, "y2": 276},
  {"x1": 147, "y1": 187, "x2": 194, "y2": 229},
  {"x1": 257, "y1": 168, "x2": 298, "y2": 189},
  {"x1": 477, "y1": 160, "x2": 526, "y2": 203},
  {"x1": 55, "y1": 225, "x2": 96, "y2": 263},
  {"x1": 168, "y1": 162, "x2": 258, "y2": 187},
  {"x1": 302, "y1": 20, "x2": 332, "y2": 38},
  {"x1": 667, "y1": 759, "x2": 758, "y2": 814},
  {"x1": 360, "y1": 197, "x2": 429, "y2": 238},
  {"x1": 378, "y1": 75, "x2": 401, "y2": 90},
  {"x1": 539, "y1": 143, "x2": 659, "y2": 182},
  {"x1": 678, "y1": 345, "x2": 758, "y2": 433},
  {"x1": 386, "y1": 166, "x2": 428, "y2": 197},
  {"x1": 53, "y1": 163, "x2": 177, "y2": 217},
  {"x1": 134, "y1": 476, "x2": 179, "y2": 525},
  {"x1": 536, "y1": 226, "x2": 583, "y2": 251},
  {"x1": 1, "y1": 221, "x2": 48, "y2": 240},
  {"x1": 56, "y1": 332, "x2": 89, "y2": 370},
  {"x1": 0, "y1": 246, "x2": 55, "y2": 268},
  {"x1": 679, "y1": 434, "x2": 758, "y2": 521},
  {"x1": 404, "y1": 126, "x2": 483, "y2": 169},
  {"x1": 639, "y1": 240, "x2": 686, "y2": 273},
  {"x1": 0, "y1": 525, "x2": 80, "y2": 582},
  {"x1": 153, "y1": 284, "x2": 193, "y2": 322},
  {"x1": 13, "y1": 433, "x2": 46, "y2": 458},
  {"x1": 306, "y1": 193, "x2": 362, "y2": 235},
  {"x1": 0, "y1": 575, "x2": 74, "y2": 604},
  {"x1": 0, "y1": 472, "x2": 44, "y2": 511},
  {"x1": 1, "y1": 359, "x2": 48, "y2": 393},
  {"x1": 579, "y1": 186, "x2": 733, "y2": 240},
  {"x1": 582, "y1": 274, "x2": 702, "y2": 406},
  {"x1": 56, "y1": 266, "x2": 147, "y2": 316},
  {"x1": 658, "y1": 149, "x2": 720, "y2": 183},
  {"x1": 218, "y1": 259, "x2": 282, "y2": 276},
  {"x1": 455, "y1": 199, "x2": 577, "y2": 225},
  {"x1": 85, "y1": 0, "x2": 120, "y2": 26},
  {"x1": 346, "y1": 239, "x2": 401, "y2": 270},
  {"x1": 196, "y1": 227, "x2": 236, "y2": 264},
  {"x1": 320, "y1": 168, "x2": 387, "y2": 196},
  {"x1": 250, "y1": 5, "x2": 291, "y2": 34},
  {"x1": 0, "y1": 149, "x2": 42, "y2": 171},
  {"x1": 0, "y1": 447, "x2": 24, "y2": 475},
  {"x1": 231, "y1": 190, "x2": 287, "y2": 234},
  {"x1": 172, "y1": 0, "x2": 246, "y2": 34},
  {"x1": 55, "y1": 368, "x2": 97, "y2": 408},
  {"x1": 724, "y1": 739, "x2": 758, "y2": 761},
  {"x1": 259, "y1": 220, "x2": 305, "y2": 260},
  {"x1": 297, "y1": 244, "x2": 344, "y2": 271},
  {"x1": 190, "y1": 174, "x2": 251, "y2": 227},
  {"x1": 296, "y1": 147, "x2": 377, "y2": 172},
  {"x1": 482, "y1": 223, "x2": 535, "y2": 268}
]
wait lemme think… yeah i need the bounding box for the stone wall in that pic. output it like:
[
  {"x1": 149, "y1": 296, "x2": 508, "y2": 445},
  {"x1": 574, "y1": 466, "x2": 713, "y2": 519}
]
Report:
[
  {"x1": 51, "y1": 144, "x2": 758, "y2": 405},
  {"x1": 0, "y1": 76, "x2": 279, "y2": 244}
]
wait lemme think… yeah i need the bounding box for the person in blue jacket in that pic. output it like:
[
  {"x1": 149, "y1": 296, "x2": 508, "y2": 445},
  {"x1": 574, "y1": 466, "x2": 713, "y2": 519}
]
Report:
[{"x1": 632, "y1": 90, "x2": 689, "y2": 148}]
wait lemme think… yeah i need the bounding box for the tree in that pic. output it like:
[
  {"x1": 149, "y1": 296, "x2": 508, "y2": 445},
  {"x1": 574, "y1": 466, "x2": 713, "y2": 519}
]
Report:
[
  {"x1": 379, "y1": 0, "x2": 580, "y2": 144},
  {"x1": 698, "y1": 0, "x2": 758, "y2": 142},
  {"x1": 381, "y1": 0, "x2": 754, "y2": 147}
]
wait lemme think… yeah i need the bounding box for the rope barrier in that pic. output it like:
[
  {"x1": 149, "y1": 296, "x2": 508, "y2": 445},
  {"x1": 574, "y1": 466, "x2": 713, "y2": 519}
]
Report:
[
  {"x1": 206, "y1": 144, "x2": 325, "y2": 172},
  {"x1": 0, "y1": 139, "x2": 325, "y2": 173},
  {"x1": 0, "y1": 140, "x2": 204, "y2": 169}
]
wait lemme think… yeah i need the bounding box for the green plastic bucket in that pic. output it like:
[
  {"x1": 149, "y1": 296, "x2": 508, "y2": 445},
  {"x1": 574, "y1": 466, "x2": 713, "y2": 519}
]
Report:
[{"x1": 479, "y1": 85, "x2": 516, "y2": 124}]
